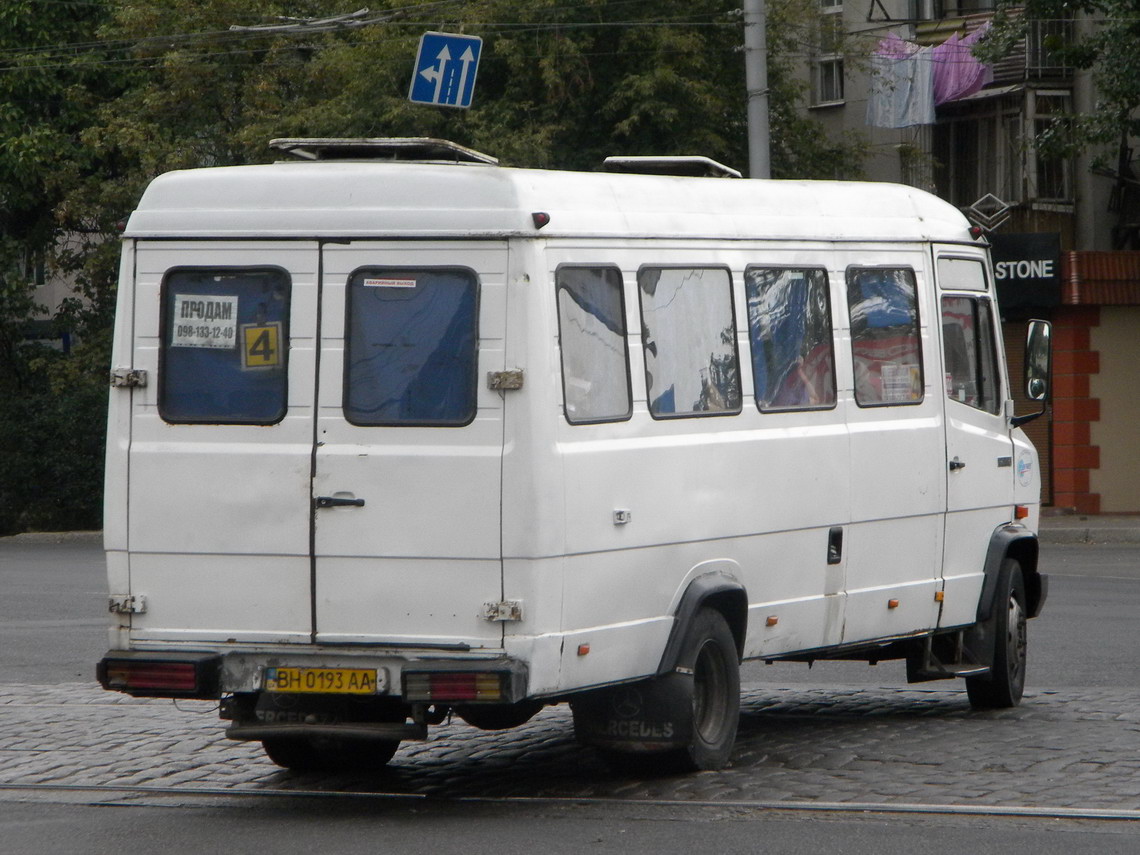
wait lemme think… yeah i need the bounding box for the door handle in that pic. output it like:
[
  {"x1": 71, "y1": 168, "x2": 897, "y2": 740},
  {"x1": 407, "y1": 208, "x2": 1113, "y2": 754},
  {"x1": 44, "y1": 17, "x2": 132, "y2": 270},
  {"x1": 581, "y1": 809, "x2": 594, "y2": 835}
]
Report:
[
  {"x1": 948, "y1": 457, "x2": 966, "y2": 472},
  {"x1": 315, "y1": 496, "x2": 366, "y2": 509}
]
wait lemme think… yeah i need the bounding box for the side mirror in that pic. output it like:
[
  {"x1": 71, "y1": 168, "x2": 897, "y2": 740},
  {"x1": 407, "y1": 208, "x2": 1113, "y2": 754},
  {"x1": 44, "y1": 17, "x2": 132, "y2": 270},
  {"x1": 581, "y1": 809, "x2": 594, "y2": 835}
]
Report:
[{"x1": 1012, "y1": 319, "x2": 1051, "y2": 427}]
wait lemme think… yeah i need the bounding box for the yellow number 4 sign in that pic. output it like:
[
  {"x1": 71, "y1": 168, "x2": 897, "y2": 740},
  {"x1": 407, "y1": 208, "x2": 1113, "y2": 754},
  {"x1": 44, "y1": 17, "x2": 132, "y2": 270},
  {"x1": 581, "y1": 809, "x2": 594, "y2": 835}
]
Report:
[{"x1": 241, "y1": 322, "x2": 282, "y2": 369}]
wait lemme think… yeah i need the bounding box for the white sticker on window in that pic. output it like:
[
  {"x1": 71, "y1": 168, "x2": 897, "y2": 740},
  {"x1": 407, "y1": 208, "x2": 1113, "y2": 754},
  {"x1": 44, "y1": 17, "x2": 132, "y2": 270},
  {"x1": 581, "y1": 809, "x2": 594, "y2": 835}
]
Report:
[
  {"x1": 171, "y1": 295, "x2": 238, "y2": 349},
  {"x1": 363, "y1": 278, "x2": 417, "y2": 289},
  {"x1": 881, "y1": 362, "x2": 920, "y2": 402}
]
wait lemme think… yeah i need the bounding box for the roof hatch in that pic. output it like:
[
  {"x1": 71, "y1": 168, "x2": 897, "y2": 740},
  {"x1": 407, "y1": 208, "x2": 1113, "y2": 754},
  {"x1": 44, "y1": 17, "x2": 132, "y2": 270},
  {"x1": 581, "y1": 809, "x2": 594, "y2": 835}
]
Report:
[
  {"x1": 269, "y1": 137, "x2": 499, "y2": 165},
  {"x1": 602, "y1": 155, "x2": 742, "y2": 179}
]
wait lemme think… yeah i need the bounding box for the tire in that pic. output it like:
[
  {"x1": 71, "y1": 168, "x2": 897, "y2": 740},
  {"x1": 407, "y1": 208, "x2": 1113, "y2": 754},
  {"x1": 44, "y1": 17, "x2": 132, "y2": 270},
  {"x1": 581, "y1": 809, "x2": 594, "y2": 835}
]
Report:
[
  {"x1": 262, "y1": 736, "x2": 399, "y2": 772},
  {"x1": 667, "y1": 606, "x2": 741, "y2": 771},
  {"x1": 966, "y1": 558, "x2": 1028, "y2": 709}
]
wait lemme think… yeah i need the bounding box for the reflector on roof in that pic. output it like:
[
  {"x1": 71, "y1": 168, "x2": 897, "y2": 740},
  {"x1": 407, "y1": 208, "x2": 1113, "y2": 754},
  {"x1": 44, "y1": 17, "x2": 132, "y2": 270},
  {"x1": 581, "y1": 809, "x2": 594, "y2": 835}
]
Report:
[
  {"x1": 602, "y1": 155, "x2": 742, "y2": 179},
  {"x1": 269, "y1": 137, "x2": 499, "y2": 164}
]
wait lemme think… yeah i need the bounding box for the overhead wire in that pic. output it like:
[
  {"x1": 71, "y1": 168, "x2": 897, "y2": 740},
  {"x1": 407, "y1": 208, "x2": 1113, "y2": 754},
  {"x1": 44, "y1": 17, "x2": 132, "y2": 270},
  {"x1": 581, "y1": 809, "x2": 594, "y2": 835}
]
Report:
[{"x1": 0, "y1": 1, "x2": 1101, "y2": 77}]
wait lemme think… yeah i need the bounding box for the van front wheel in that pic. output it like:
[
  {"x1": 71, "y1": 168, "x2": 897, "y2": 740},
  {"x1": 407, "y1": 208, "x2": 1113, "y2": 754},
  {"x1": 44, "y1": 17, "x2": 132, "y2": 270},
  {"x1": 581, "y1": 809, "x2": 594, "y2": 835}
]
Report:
[{"x1": 966, "y1": 559, "x2": 1028, "y2": 709}]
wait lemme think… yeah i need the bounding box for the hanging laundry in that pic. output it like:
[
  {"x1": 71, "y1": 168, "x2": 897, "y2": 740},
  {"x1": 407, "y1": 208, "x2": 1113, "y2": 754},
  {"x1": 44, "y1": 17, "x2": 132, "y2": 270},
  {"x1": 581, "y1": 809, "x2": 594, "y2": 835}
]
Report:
[
  {"x1": 867, "y1": 26, "x2": 992, "y2": 129},
  {"x1": 932, "y1": 25, "x2": 993, "y2": 104},
  {"x1": 866, "y1": 34, "x2": 936, "y2": 128}
]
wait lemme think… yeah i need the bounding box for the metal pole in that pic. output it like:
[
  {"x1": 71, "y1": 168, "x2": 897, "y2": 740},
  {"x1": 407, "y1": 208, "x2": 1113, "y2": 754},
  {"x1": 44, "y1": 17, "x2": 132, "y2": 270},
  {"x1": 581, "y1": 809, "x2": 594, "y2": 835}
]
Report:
[{"x1": 743, "y1": 0, "x2": 771, "y2": 179}]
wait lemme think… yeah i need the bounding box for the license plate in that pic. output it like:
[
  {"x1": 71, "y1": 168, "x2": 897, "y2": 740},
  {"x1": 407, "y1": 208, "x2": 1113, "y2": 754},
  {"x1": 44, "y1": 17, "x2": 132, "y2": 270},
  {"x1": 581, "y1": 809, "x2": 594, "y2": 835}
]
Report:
[{"x1": 264, "y1": 667, "x2": 379, "y2": 695}]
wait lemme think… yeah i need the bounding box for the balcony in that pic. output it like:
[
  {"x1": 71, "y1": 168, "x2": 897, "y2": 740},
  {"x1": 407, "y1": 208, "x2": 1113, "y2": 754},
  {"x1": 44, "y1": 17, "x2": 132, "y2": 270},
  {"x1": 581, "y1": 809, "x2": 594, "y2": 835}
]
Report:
[{"x1": 914, "y1": 10, "x2": 1073, "y2": 83}]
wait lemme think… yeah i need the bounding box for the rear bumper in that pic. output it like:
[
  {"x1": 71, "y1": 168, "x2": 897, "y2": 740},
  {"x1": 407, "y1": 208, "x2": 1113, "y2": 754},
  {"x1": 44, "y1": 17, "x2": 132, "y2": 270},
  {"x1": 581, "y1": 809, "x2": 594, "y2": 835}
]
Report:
[{"x1": 97, "y1": 649, "x2": 529, "y2": 704}]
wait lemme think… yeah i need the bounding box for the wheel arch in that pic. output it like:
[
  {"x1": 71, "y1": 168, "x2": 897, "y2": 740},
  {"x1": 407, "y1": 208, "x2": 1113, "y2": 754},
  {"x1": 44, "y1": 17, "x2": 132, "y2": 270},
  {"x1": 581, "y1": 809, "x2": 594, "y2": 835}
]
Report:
[
  {"x1": 978, "y1": 525, "x2": 1046, "y2": 621},
  {"x1": 655, "y1": 574, "x2": 748, "y2": 676}
]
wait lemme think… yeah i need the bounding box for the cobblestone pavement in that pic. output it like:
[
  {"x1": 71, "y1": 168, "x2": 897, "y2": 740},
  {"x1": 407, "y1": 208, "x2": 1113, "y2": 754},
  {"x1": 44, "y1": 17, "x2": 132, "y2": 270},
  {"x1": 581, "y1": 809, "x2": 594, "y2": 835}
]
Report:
[{"x1": 2, "y1": 681, "x2": 1138, "y2": 815}]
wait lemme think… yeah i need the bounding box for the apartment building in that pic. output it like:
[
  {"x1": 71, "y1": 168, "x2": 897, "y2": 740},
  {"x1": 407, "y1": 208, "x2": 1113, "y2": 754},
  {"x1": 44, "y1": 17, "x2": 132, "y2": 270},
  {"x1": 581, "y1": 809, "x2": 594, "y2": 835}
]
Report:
[{"x1": 798, "y1": 0, "x2": 1140, "y2": 512}]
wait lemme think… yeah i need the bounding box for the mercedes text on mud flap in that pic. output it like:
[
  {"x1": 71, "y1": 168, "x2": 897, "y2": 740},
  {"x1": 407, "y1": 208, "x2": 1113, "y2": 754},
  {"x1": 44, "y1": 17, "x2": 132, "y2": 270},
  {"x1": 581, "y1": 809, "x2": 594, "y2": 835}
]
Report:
[{"x1": 97, "y1": 139, "x2": 1050, "y2": 774}]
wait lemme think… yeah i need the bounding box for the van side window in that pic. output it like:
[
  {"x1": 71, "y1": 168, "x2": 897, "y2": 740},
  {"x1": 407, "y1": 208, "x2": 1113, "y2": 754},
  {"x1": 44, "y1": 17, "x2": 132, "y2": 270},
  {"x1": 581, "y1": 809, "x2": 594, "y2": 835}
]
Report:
[
  {"x1": 344, "y1": 267, "x2": 478, "y2": 427},
  {"x1": 638, "y1": 266, "x2": 741, "y2": 418},
  {"x1": 556, "y1": 266, "x2": 632, "y2": 424},
  {"x1": 941, "y1": 295, "x2": 1000, "y2": 414},
  {"x1": 745, "y1": 267, "x2": 837, "y2": 411},
  {"x1": 847, "y1": 267, "x2": 923, "y2": 406},
  {"x1": 159, "y1": 267, "x2": 290, "y2": 424}
]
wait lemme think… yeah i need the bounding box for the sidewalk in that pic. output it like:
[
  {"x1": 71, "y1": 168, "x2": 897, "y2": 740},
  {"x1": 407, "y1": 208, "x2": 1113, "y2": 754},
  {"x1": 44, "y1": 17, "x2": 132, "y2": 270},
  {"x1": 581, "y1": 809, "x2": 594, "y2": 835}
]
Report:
[{"x1": 1039, "y1": 514, "x2": 1140, "y2": 545}]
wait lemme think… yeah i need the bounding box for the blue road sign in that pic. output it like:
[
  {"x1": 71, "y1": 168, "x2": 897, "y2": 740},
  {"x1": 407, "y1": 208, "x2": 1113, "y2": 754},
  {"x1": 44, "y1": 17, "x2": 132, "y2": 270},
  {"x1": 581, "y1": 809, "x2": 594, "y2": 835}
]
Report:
[{"x1": 409, "y1": 32, "x2": 482, "y2": 109}]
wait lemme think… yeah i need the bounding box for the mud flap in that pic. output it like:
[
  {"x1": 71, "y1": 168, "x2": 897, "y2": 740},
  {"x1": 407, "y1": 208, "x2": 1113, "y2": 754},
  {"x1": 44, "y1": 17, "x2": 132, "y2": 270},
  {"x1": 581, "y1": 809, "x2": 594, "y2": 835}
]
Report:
[{"x1": 571, "y1": 672, "x2": 693, "y2": 754}]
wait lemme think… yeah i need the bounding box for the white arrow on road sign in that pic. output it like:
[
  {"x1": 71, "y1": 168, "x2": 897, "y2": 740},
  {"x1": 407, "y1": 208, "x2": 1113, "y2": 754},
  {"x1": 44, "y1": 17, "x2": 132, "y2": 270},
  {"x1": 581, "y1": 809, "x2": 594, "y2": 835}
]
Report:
[{"x1": 419, "y1": 44, "x2": 451, "y2": 105}]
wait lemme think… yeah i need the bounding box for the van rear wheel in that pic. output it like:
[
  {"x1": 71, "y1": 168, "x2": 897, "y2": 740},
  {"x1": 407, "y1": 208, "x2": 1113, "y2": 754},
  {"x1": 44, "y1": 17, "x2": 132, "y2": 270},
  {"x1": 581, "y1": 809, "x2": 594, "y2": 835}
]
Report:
[
  {"x1": 672, "y1": 606, "x2": 740, "y2": 771},
  {"x1": 966, "y1": 559, "x2": 1028, "y2": 709},
  {"x1": 262, "y1": 736, "x2": 399, "y2": 772},
  {"x1": 570, "y1": 606, "x2": 740, "y2": 773}
]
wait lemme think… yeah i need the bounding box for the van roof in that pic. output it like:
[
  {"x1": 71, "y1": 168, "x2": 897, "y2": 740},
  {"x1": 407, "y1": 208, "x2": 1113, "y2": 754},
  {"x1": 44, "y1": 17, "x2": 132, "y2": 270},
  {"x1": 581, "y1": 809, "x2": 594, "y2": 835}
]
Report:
[{"x1": 125, "y1": 159, "x2": 974, "y2": 243}]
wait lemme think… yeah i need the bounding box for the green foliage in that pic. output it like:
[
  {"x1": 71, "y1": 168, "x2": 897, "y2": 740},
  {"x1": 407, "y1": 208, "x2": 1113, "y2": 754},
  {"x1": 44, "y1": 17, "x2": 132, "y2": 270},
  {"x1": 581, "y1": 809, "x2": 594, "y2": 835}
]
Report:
[{"x1": 1, "y1": 0, "x2": 867, "y2": 533}]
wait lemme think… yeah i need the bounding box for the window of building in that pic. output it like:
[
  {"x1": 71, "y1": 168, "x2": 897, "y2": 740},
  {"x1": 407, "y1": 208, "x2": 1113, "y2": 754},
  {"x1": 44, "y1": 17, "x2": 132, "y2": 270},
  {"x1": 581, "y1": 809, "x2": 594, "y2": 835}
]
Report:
[
  {"x1": 812, "y1": 3, "x2": 844, "y2": 106},
  {"x1": 1033, "y1": 92, "x2": 1074, "y2": 201},
  {"x1": 638, "y1": 266, "x2": 741, "y2": 418},
  {"x1": 847, "y1": 267, "x2": 923, "y2": 406},
  {"x1": 934, "y1": 90, "x2": 1073, "y2": 207},
  {"x1": 159, "y1": 267, "x2": 290, "y2": 424},
  {"x1": 344, "y1": 267, "x2": 479, "y2": 427},
  {"x1": 556, "y1": 266, "x2": 632, "y2": 424},
  {"x1": 745, "y1": 267, "x2": 836, "y2": 411},
  {"x1": 941, "y1": 295, "x2": 1000, "y2": 414}
]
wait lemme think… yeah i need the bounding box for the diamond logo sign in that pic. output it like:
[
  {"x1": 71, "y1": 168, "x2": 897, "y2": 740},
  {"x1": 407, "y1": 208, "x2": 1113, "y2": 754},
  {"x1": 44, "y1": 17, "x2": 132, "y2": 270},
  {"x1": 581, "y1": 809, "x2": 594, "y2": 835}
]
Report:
[{"x1": 409, "y1": 32, "x2": 482, "y2": 109}]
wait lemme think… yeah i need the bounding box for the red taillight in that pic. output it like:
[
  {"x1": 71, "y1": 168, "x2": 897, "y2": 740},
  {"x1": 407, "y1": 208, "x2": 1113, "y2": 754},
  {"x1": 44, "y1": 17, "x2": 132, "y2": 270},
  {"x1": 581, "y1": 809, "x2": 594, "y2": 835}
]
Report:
[
  {"x1": 403, "y1": 671, "x2": 505, "y2": 702},
  {"x1": 109, "y1": 662, "x2": 198, "y2": 692},
  {"x1": 98, "y1": 654, "x2": 219, "y2": 698}
]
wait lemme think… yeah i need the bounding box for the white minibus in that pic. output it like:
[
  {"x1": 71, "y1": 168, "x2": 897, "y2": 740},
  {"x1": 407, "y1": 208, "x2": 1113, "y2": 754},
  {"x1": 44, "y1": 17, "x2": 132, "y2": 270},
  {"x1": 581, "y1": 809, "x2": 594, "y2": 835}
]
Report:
[{"x1": 98, "y1": 139, "x2": 1051, "y2": 772}]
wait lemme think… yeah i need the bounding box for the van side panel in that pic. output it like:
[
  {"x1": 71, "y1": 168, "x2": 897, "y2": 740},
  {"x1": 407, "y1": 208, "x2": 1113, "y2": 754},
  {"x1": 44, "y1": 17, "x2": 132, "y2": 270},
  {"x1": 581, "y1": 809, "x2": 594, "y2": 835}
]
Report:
[{"x1": 542, "y1": 243, "x2": 851, "y2": 690}]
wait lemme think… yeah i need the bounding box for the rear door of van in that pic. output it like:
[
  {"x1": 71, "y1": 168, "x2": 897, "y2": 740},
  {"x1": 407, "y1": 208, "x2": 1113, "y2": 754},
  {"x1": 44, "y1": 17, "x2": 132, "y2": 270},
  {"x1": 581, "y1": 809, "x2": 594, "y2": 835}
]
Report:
[
  {"x1": 127, "y1": 241, "x2": 318, "y2": 644},
  {"x1": 125, "y1": 240, "x2": 508, "y2": 650},
  {"x1": 311, "y1": 242, "x2": 508, "y2": 648}
]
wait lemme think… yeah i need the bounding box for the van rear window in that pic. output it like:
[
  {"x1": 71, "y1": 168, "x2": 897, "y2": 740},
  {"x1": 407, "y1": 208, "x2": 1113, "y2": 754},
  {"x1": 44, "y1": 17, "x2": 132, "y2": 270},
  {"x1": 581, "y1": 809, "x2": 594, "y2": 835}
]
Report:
[
  {"x1": 344, "y1": 267, "x2": 479, "y2": 427},
  {"x1": 159, "y1": 268, "x2": 290, "y2": 424}
]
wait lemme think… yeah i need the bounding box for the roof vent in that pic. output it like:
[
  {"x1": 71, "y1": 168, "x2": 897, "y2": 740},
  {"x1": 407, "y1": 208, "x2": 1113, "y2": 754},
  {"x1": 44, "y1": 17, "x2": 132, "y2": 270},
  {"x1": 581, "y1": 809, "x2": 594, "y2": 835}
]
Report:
[
  {"x1": 269, "y1": 137, "x2": 498, "y2": 165},
  {"x1": 602, "y1": 155, "x2": 742, "y2": 179}
]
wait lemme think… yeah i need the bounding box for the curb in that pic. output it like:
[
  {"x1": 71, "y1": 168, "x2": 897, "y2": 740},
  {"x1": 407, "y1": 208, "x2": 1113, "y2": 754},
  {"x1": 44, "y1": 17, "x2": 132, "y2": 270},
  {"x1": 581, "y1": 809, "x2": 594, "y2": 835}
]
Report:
[{"x1": 0, "y1": 531, "x2": 102, "y2": 544}]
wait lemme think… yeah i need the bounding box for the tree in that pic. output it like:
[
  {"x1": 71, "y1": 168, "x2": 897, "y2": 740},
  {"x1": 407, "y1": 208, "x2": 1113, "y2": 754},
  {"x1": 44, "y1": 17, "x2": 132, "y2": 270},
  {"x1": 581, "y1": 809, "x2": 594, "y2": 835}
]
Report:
[
  {"x1": 2, "y1": 0, "x2": 868, "y2": 533},
  {"x1": 0, "y1": 1, "x2": 124, "y2": 534}
]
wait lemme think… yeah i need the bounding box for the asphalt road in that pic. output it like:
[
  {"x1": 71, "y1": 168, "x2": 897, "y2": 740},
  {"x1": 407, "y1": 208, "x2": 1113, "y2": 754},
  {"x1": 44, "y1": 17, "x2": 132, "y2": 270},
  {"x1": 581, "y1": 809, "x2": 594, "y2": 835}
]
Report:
[
  {"x1": 1, "y1": 798, "x2": 1138, "y2": 855},
  {"x1": 0, "y1": 536, "x2": 1137, "y2": 853},
  {"x1": 743, "y1": 543, "x2": 1140, "y2": 689},
  {"x1": 3, "y1": 536, "x2": 1132, "y2": 690}
]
